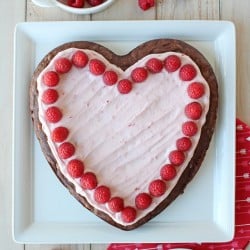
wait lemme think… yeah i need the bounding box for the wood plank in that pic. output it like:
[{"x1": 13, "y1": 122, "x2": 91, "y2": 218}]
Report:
[
  {"x1": 157, "y1": 0, "x2": 219, "y2": 19},
  {"x1": 220, "y1": 0, "x2": 250, "y2": 124},
  {"x1": 91, "y1": 244, "x2": 108, "y2": 250},
  {"x1": 0, "y1": 0, "x2": 26, "y2": 248},
  {"x1": 25, "y1": 245, "x2": 90, "y2": 250}
]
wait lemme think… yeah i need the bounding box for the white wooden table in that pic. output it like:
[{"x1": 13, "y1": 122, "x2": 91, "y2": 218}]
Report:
[{"x1": 1, "y1": 0, "x2": 249, "y2": 249}]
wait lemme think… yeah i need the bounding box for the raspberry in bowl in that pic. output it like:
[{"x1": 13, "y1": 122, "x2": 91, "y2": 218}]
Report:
[{"x1": 32, "y1": 0, "x2": 114, "y2": 14}]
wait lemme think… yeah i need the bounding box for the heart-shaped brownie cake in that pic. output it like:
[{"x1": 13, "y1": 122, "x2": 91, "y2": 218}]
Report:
[{"x1": 30, "y1": 39, "x2": 218, "y2": 230}]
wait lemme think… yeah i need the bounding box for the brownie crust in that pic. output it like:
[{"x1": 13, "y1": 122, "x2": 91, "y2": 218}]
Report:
[{"x1": 30, "y1": 39, "x2": 218, "y2": 230}]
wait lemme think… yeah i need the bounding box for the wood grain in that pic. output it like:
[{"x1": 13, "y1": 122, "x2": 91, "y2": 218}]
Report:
[
  {"x1": 156, "y1": 0, "x2": 219, "y2": 19},
  {"x1": 0, "y1": 1, "x2": 26, "y2": 250},
  {"x1": 25, "y1": 245, "x2": 90, "y2": 250},
  {"x1": 1, "y1": 0, "x2": 249, "y2": 249},
  {"x1": 221, "y1": 0, "x2": 250, "y2": 124}
]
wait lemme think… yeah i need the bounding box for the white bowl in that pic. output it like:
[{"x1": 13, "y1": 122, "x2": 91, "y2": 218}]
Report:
[{"x1": 32, "y1": 0, "x2": 115, "y2": 14}]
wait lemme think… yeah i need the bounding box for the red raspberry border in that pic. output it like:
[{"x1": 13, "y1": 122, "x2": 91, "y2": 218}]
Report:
[{"x1": 40, "y1": 49, "x2": 206, "y2": 224}]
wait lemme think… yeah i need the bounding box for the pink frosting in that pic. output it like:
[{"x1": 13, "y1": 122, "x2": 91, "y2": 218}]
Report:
[{"x1": 36, "y1": 48, "x2": 210, "y2": 226}]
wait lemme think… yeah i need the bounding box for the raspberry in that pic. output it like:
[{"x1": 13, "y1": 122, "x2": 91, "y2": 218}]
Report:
[
  {"x1": 176, "y1": 137, "x2": 192, "y2": 151},
  {"x1": 135, "y1": 193, "x2": 152, "y2": 210},
  {"x1": 94, "y1": 185, "x2": 111, "y2": 204},
  {"x1": 58, "y1": 142, "x2": 75, "y2": 159},
  {"x1": 131, "y1": 67, "x2": 148, "y2": 83},
  {"x1": 87, "y1": 0, "x2": 103, "y2": 6},
  {"x1": 179, "y1": 64, "x2": 197, "y2": 81},
  {"x1": 80, "y1": 172, "x2": 98, "y2": 190},
  {"x1": 42, "y1": 89, "x2": 59, "y2": 104},
  {"x1": 187, "y1": 82, "x2": 205, "y2": 99},
  {"x1": 138, "y1": 0, "x2": 155, "y2": 11},
  {"x1": 185, "y1": 102, "x2": 203, "y2": 120},
  {"x1": 146, "y1": 58, "x2": 163, "y2": 73},
  {"x1": 117, "y1": 79, "x2": 132, "y2": 94},
  {"x1": 89, "y1": 59, "x2": 106, "y2": 75},
  {"x1": 42, "y1": 71, "x2": 60, "y2": 87},
  {"x1": 51, "y1": 127, "x2": 69, "y2": 143},
  {"x1": 72, "y1": 50, "x2": 88, "y2": 67},
  {"x1": 121, "y1": 206, "x2": 137, "y2": 223},
  {"x1": 169, "y1": 150, "x2": 185, "y2": 166},
  {"x1": 182, "y1": 121, "x2": 198, "y2": 137},
  {"x1": 103, "y1": 70, "x2": 118, "y2": 86},
  {"x1": 67, "y1": 159, "x2": 84, "y2": 178},
  {"x1": 149, "y1": 179, "x2": 166, "y2": 197},
  {"x1": 160, "y1": 164, "x2": 177, "y2": 181},
  {"x1": 45, "y1": 106, "x2": 62, "y2": 123},
  {"x1": 108, "y1": 197, "x2": 124, "y2": 213},
  {"x1": 164, "y1": 55, "x2": 181, "y2": 72},
  {"x1": 55, "y1": 57, "x2": 72, "y2": 74},
  {"x1": 67, "y1": 0, "x2": 84, "y2": 8}
]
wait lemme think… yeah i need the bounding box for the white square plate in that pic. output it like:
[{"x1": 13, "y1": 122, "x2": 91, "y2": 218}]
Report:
[{"x1": 13, "y1": 20, "x2": 236, "y2": 244}]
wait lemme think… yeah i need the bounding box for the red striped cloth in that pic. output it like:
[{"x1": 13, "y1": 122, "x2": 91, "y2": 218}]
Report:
[{"x1": 108, "y1": 119, "x2": 250, "y2": 250}]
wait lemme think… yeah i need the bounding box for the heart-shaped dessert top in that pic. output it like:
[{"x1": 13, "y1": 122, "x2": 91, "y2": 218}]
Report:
[{"x1": 30, "y1": 39, "x2": 218, "y2": 230}]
